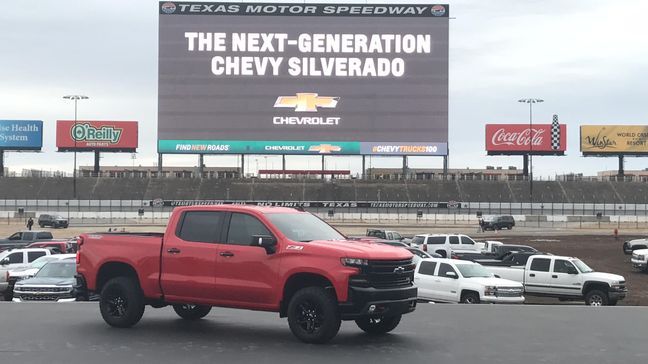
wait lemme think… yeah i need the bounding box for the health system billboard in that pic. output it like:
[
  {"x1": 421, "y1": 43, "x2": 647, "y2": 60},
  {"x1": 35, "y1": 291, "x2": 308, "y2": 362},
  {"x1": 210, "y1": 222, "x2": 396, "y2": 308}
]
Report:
[
  {"x1": 158, "y1": 2, "x2": 449, "y2": 156},
  {"x1": 581, "y1": 125, "x2": 648, "y2": 155},
  {"x1": 0, "y1": 120, "x2": 43, "y2": 151},
  {"x1": 56, "y1": 120, "x2": 138, "y2": 152},
  {"x1": 486, "y1": 123, "x2": 566, "y2": 155}
]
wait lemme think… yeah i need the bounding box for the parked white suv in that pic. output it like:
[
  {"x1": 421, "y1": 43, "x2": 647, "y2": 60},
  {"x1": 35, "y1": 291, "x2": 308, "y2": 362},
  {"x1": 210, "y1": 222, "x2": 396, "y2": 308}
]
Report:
[
  {"x1": 414, "y1": 258, "x2": 524, "y2": 304},
  {"x1": 410, "y1": 234, "x2": 480, "y2": 258}
]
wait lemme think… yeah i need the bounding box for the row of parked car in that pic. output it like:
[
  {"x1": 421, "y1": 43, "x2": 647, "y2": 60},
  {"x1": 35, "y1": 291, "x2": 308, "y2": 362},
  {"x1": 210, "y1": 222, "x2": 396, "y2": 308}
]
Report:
[{"x1": 361, "y1": 229, "x2": 627, "y2": 306}]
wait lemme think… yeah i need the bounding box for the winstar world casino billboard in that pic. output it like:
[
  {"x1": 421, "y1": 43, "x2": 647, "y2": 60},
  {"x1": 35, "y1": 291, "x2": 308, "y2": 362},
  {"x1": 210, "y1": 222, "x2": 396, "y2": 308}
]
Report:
[
  {"x1": 158, "y1": 2, "x2": 449, "y2": 155},
  {"x1": 486, "y1": 123, "x2": 567, "y2": 155},
  {"x1": 56, "y1": 120, "x2": 138, "y2": 152}
]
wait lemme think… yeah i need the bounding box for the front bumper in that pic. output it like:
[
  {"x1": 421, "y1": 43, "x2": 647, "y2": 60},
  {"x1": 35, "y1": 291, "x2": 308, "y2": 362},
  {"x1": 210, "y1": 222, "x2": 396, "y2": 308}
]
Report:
[
  {"x1": 481, "y1": 295, "x2": 525, "y2": 304},
  {"x1": 631, "y1": 258, "x2": 647, "y2": 269},
  {"x1": 339, "y1": 285, "x2": 417, "y2": 320},
  {"x1": 609, "y1": 287, "x2": 627, "y2": 301},
  {"x1": 13, "y1": 297, "x2": 76, "y2": 303}
]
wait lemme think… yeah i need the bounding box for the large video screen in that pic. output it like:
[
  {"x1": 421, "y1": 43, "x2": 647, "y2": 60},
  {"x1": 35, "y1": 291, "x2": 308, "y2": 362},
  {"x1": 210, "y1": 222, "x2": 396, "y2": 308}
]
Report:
[{"x1": 158, "y1": 2, "x2": 449, "y2": 155}]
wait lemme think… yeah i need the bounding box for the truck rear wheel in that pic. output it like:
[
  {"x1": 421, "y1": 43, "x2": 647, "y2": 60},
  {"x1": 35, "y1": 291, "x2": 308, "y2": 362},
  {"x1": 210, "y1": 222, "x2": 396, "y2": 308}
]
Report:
[
  {"x1": 99, "y1": 277, "x2": 145, "y2": 328},
  {"x1": 287, "y1": 287, "x2": 340, "y2": 344},
  {"x1": 173, "y1": 304, "x2": 212, "y2": 320},
  {"x1": 584, "y1": 290, "x2": 608, "y2": 306},
  {"x1": 355, "y1": 315, "x2": 402, "y2": 335}
]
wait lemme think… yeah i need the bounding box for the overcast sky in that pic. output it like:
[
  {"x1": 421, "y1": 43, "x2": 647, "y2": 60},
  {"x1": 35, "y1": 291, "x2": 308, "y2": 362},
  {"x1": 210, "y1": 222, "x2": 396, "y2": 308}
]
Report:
[{"x1": 1, "y1": 0, "x2": 647, "y2": 177}]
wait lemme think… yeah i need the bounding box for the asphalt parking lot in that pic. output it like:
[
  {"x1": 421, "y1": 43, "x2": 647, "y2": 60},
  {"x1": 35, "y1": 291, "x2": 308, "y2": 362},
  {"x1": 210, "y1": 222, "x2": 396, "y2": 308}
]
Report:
[{"x1": 0, "y1": 302, "x2": 646, "y2": 364}]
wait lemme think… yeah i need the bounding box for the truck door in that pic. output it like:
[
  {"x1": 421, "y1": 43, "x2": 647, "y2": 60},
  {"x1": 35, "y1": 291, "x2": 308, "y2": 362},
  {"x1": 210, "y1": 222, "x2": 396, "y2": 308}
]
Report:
[
  {"x1": 550, "y1": 259, "x2": 583, "y2": 296},
  {"x1": 435, "y1": 263, "x2": 461, "y2": 302},
  {"x1": 214, "y1": 212, "x2": 280, "y2": 307},
  {"x1": 161, "y1": 210, "x2": 226, "y2": 302},
  {"x1": 525, "y1": 257, "x2": 553, "y2": 294},
  {"x1": 414, "y1": 261, "x2": 438, "y2": 301}
]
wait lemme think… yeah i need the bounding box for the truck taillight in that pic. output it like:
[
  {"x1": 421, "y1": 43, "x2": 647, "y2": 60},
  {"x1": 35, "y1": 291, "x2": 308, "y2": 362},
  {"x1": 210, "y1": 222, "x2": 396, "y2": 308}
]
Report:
[{"x1": 76, "y1": 236, "x2": 84, "y2": 264}]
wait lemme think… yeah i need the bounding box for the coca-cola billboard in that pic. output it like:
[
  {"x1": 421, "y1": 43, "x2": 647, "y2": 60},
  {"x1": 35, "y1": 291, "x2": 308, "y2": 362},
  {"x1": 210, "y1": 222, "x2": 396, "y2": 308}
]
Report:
[{"x1": 486, "y1": 123, "x2": 566, "y2": 155}]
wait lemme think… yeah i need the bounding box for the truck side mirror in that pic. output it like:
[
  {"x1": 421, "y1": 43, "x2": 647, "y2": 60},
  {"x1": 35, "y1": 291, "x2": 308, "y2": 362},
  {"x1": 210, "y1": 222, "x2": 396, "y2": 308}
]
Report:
[
  {"x1": 0, "y1": 258, "x2": 9, "y2": 266},
  {"x1": 252, "y1": 235, "x2": 277, "y2": 254},
  {"x1": 568, "y1": 268, "x2": 579, "y2": 275},
  {"x1": 445, "y1": 271, "x2": 457, "y2": 279}
]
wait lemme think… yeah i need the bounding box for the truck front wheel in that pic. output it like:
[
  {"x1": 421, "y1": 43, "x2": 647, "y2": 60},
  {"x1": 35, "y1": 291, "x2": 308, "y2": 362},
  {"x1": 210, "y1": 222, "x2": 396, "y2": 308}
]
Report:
[
  {"x1": 355, "y1": 315, "x2": 402, "y2": 335},
  {"x1": 173, "y1": 304, "x2": 212, "y2": 320},
  {"x1": 287, "y1": 287, "x2": 341, "y2": 344},
  {"x1": 584, "y1": 290, "x2": 608, "y2": 306},
  {"x1": 99, "y1": 277, "x2": 145, "y2": 328}
]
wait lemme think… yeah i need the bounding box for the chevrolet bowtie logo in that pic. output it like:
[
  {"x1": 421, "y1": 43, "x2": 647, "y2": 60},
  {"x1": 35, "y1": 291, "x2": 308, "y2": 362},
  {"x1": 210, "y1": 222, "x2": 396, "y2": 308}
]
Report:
[
  {"x1": 274, "y1": 93, "x2": 340, "y2": 112},
  {"x1": 308, "y1": 144, "x2": 342, "y2": 154}
]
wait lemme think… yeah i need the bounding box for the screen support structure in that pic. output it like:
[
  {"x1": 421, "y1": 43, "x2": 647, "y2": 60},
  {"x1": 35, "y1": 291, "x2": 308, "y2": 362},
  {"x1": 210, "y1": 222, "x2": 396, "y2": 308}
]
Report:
[
  {"x1": 94, "y1": 151, "x2": 100, "y2": 175},
  {"x1": 0, "y1": 150, "x2": 4, "y2": 177},
  {"x1": 282, "y1": 155, "x2": 286, "y2": 179},
  {"x1": 361, "y1": 155, "x2": 366, "y2": 180},
  {"x1": 402, "y1": 156, "x2": 408, "y2": 180},
  {"x1": 157, "y1": 154, "x2": 163, "y2": 177},
  {"x1": 618, "y1": 155, "x2": 625, "y2": 177},
  {"x1": 198, "y1": 154, "x2": 204, "y2": 178}
]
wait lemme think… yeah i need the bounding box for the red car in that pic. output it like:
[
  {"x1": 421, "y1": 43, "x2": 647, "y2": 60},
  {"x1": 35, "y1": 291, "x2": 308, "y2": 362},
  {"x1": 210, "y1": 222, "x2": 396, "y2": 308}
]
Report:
[{"x1": 77, "y1": 205, "x2": 417, "y2": 343}]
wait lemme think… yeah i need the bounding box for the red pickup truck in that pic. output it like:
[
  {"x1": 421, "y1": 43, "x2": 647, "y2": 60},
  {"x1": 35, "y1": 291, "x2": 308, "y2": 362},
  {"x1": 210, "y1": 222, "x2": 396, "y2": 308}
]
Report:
[{"x1": 76, "y1": 205, "x2": 417, "y2": 343}]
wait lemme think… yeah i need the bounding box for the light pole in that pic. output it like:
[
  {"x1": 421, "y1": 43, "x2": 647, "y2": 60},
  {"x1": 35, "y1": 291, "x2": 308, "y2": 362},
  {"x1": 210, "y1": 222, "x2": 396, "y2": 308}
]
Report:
[
  {"x1": 63, "y1": 95, "x2": 89, "y2": 199},
  {"x1": 518, "y1": 98, "x2": 543, "y2": 203}
]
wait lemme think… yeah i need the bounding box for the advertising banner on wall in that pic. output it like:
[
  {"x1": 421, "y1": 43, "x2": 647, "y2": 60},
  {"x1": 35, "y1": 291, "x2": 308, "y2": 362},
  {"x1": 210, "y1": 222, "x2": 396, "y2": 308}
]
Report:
[
  {"x1": 485, "y1": 123, "x2": 566, "y2": 155},
  {"x1": 580, "y1": 125, "x2": 648, "y2": 155},
  {"x1": 158, "y1": 2, "x2": 449, "y2": 156},
  {"x1": 0, "y1": 120, "x2": 43, "y2": 151},
  {"x1": 56, "y1": 120, "x2": 138, "y2": 152}
]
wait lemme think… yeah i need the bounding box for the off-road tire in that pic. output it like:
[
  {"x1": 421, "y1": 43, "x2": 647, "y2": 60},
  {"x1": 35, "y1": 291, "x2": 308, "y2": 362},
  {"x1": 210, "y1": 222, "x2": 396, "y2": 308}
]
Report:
[
  {"x1": 355, "y1": 314, "x2": 402, "y2": 335},
  {"x1": 287, "y1": 287, "x2": 341, "y2": 344},
  {"x1": 172, "y1": 304, "x2": 212, "y2": 320},
  {"x1": 99, "y1": 277, "x2": 145, "y2": 328}
]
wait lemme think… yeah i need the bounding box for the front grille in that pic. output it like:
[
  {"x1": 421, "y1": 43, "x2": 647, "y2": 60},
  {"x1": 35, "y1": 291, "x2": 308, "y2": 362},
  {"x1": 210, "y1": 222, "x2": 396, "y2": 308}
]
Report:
[
  {"x1": 352, "y1": 259, "x2": 415, "y2": 289},
  {"x1": 496, "y1": 287, "x2": 524, "y2": 297},
  {"x1": 18, "y1": 294, "x2": 71, "y2": 301}
]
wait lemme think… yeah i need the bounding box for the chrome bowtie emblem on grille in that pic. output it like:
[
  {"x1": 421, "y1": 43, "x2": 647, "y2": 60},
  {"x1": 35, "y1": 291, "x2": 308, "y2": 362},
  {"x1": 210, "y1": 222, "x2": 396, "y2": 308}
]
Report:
[{"x1": 393, "y1": 266, "x2": 405, "y2": 274}]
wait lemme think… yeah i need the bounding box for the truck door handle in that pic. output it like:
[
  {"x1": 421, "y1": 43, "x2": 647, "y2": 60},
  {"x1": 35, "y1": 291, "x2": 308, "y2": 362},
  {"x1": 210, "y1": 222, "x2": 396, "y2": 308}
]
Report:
[
  {"x1": 529, "y1": 273, "x2": 535, "y2": 277},
  {"x1": 552, "y1": 275, "x2": 558, "y2": 278},
  {"x1": 167, "y1": 248, "x2": 181, "y2": 254},
  {"x1": 219, "y1": 251, "x2": 234, "y2": 257}
]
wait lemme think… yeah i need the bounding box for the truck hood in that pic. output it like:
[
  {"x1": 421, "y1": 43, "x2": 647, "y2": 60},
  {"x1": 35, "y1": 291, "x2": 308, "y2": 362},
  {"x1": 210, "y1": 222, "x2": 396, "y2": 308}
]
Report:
[
  {"x1": 583, "y1": 272, "x2": 624, "y2": 283},
  {"x1": 465, "y1": 276, "x2": 523, "y2": 288},
  {"x1": 628, "y1": 238, "x2": 648, "y2": 246},
  {"x1": 15, "y1": 277, "x2": 75, "y2": 287},
  {"x1": 305, "y1": 239, "x2": 413, "y2": 260},
  {"x1": 633, "y1": 248, "x2": 648, "y2": 255}
]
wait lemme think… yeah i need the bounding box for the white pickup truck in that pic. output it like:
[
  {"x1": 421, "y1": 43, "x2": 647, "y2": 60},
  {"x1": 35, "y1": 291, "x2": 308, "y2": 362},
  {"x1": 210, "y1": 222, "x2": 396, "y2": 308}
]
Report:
[
  {"x1": 631, "y1": 248, "x2": 648, "y2": 272},
  {"x1": 483, "y1": 255, "x2": 626, "y2": 306}
]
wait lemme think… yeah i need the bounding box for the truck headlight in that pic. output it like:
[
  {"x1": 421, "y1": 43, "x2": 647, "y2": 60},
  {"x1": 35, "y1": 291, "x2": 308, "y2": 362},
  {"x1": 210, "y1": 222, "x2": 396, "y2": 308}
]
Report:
[
  {"x1": 484, "y1": 286, "x2": 497, "y2": 296},
  {"x1": 341, "y1": 258, "x2": 369, "y2": 267}
]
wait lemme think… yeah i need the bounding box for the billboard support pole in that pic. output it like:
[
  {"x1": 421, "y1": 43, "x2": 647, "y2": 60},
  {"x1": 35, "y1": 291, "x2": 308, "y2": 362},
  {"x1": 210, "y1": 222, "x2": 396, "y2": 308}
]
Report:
[
  {"x1": 0, "y1": 149, "x2": 4, "y2": 177},
  {"x1": 361, "y1": 155, "x2": 366, "y2": 180},
  {"x1": 618, "y1": 155, "x2": 625, "y2": 177},
  {"x1": 157, "y1": 154, "x2": 163, "y2": 177},
  {"x1": 94, "y1": 151, "x2": 100, "y2": 176},
  {"x1": 321, "y1": 155, "x2": 325, "y2": 180},
  {"x1": 523, "y1": 155, "x2": 529, "y2": 176},
  {"x1": 282, "y1": 155, "x2": 286, "y2": 179},
  {"x1": 402, "y1": 156, "x2": 408, "y2": 180},
  {"x1": 198, "y1": 154, "x2": 204, "y2": 178},
  {"x1": 241, "y1": 154, "x2": 245, "y2": 178},
  {"x1": 443, "y1": 155, "x2": 448, "y2": 179}
]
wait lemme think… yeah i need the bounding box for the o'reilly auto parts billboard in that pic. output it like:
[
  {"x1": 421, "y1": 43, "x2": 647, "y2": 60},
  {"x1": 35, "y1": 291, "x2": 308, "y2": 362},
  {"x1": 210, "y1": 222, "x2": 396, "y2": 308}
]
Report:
[
  {"x1": 0, "y1": 120, "x2": 43, "y2": 151},
  {"x1": 485, "y1": 123, "x2": 566, "y2": 156},
  {"x1": 56, "y1": 120, "x2": 138, "y2": 152},
  {"x1": 581, "y1": 125, "x2": 648, "y2": 155},
  {"x1": 158, "y1": 2, "x2": 449, "y2": 155}
]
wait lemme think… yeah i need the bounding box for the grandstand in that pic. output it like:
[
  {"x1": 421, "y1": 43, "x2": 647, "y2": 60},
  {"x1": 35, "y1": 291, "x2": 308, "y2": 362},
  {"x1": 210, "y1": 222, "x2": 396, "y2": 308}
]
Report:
[{"x1": 0, "y1": 177, "x2": 647, "y2": 204}]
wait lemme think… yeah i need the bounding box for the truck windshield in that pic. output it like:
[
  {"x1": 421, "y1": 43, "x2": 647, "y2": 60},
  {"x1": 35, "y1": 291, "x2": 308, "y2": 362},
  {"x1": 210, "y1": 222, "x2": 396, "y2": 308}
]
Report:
[
  {"x1": 266, "y1": 213, "x2": 345, "y2": 242},
  {"x1": 36, "y1": 262, "x2": 75, "y2": 278},
  {"x1": 572, "y1": 259, "x2": 594, "y2": 273},
  {"x1": 456, "y1": 264, "x2": 492, "y2": 278}
]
